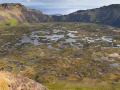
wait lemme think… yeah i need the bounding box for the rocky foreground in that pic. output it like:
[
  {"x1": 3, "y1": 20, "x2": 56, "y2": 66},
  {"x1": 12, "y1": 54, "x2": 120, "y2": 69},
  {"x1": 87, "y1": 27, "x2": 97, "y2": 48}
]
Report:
[{"x1": 0, "y1": 71, "x2": 48, "y2": 90}]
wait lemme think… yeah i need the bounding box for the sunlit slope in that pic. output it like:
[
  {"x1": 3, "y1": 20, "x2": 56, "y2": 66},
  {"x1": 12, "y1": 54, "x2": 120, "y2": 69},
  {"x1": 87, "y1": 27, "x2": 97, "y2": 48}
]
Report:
[{"x1": 0, "y1": 3, "x2": 50, "y2": 26}]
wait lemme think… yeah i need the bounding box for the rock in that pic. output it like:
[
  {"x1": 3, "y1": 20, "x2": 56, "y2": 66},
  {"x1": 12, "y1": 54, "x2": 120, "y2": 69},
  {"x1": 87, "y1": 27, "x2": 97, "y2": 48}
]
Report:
[
  {"x1": 5, "y1": 66, "x2": 13, "y2": 72},
  {"x1": 0, "y1": 71, "x2": 48, "y2": 90}
]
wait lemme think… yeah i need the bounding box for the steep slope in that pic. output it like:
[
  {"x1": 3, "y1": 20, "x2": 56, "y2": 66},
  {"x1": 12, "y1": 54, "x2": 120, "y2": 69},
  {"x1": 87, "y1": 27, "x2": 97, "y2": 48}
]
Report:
[
  {"x1": 53, "y1": 4, "x2": 120, "y2": 27},
  {"x1": 1, "y1": 3, "x2": 120, "y2": 27},
  {"x1": 0, "y1": 71, "x2": 48, "y2": 90},
  {"x1": 0, "y1": 3, "x2": 50, "y2": 26}
]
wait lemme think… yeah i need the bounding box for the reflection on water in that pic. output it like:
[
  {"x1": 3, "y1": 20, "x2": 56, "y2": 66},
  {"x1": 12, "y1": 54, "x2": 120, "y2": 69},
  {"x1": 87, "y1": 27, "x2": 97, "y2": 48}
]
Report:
[
  {"x1": 32, "y1": 39, "x2": 41, "y2": 45},
  {"x1": 0, "y1": 38, "x2": 3, "y2": 41},
  {"x1": 3, "y1": 28, "x2": 115, "y2": 52},
  {"x1": 21, "y1": 36, "x2": 31, "y2": 43},
  {"x1": 65, "y1": 38, "x2": 76, "y2": 43},
  {"x1": 14, "y1": 43, "x2": 21, "y2": 46},
  {"x1": 47, "y1": 45, "x2": 53, "y2": 49},
  {"x1": 109, "y1": 63, "x2": 119, "y2": 68},
  {"x1": 37, "y1": 34, "x2": 64, "y2": 40},
  {"x1": 67, "y1": 33, "x2": 78, "y2": 38}
]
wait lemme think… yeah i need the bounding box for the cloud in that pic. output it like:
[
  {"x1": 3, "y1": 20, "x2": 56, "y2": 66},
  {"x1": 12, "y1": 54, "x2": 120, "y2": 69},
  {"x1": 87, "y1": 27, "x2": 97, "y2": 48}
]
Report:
[
  {"x1": 27, "y1": 0, "x2": 30, "y2": 2},
  {"x1": 0, "y1": 0, "x2": 120, "y2": 6},
  {"x1": 23, "y1": 0, "x2": 120, "y2": 14},
  {"x1": 0, "y1": 0, "x2": 120, "y2": 14}
]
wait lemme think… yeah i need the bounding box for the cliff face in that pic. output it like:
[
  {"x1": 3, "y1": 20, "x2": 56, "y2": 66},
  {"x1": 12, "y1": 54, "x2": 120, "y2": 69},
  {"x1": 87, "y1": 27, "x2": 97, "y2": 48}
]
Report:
[
  {"x1": 0, "y1": 3, "x2": 50, "y2": 25},
  {"x1": 65, "y1": 4, "x2": 120, "y2": 27},
  {"x1": 52, "y1": 4, "x2": 120, "y2": 27},
  {"x1": 1, "y1": 3, "x2": 120, "y2": 27},
  {"x1": 0, "y1": 71, "x2": 48, "y2": 90}
]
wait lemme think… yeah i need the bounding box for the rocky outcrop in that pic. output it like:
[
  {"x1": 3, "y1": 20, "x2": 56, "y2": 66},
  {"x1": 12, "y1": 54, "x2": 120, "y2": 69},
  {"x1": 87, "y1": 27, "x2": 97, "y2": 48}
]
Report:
[{"x1": 0, "y1": 71, "x2": 48, "y2": 90}]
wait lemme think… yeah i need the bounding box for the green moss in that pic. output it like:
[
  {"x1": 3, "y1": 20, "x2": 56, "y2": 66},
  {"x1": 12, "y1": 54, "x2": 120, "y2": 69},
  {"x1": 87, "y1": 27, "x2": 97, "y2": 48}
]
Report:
[
  {"x1": 1, "y1": 17, "x2": 18, "y2": 27},
  {"x1": 43, "y1": 82, "x2": 112, "y2": 90},
  {"x1": 69, "y1": 88, "x2": 87, "y2": 90},
  {"x1": 0, "y1": 22, "x2": 120, "y2": 90},
  {"x1": 43, "y1": 82, "x2": 66, "y2": 90},
  {"x1": 32, "y1": 15, "x2": 39, "y2": 22}
]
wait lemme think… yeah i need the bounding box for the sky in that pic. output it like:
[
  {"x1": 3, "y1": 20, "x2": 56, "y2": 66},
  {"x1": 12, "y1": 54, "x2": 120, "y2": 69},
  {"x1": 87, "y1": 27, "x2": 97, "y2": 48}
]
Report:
[{"x1": 0, "y1": 0, "x2": 120, "y2": 15}]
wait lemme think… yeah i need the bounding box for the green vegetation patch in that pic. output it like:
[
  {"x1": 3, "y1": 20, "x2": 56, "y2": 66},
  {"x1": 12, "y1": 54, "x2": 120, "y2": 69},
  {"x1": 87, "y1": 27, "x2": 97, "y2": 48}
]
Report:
[
  {"x1": 3, "y1": 17, "x2": 18, "y2": 27},
  {"x1": 43, "y1": 82, "x2": 66, "y2": 90}
]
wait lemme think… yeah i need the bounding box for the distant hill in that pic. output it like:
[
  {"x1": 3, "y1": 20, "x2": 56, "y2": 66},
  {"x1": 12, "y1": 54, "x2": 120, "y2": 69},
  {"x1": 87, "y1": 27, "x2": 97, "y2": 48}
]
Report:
[
  {"x1": 53, "y1": 4, "x2": 120, "y2": 27},
  {"x1": 0, "y1": 3, "x2": 120, "y2": 27},
  {"x1": 51, "y1": 14, "x2": 62, "y2": 16}
]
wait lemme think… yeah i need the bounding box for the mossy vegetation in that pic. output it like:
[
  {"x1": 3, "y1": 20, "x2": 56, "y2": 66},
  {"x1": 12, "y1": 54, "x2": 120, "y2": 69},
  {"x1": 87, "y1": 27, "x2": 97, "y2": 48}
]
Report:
[
  {"x1": 0, "y1": 17, "x2": 18, "y2": 27},
  {"x1": 0, "y1": 22, "x2": 120, "y2": 90}
]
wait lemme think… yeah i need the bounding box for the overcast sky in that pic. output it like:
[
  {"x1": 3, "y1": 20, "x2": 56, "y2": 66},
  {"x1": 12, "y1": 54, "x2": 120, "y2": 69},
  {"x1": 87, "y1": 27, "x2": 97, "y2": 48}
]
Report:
[{"x1": 0, "y1": 0, "x2": 120, "y2": 14}]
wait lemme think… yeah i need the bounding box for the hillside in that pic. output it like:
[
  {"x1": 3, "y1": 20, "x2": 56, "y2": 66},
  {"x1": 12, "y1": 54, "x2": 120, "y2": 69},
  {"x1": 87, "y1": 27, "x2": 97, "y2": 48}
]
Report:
[
  {"x1": 0, "y1": 3, "x2": 50, "y2": 26},
  {"x1": 1, "y1": 3, "x2": 120, "y2": 27},
  {"x1": 53, "y1": 4, "x2": 120, "y2": 27}
]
